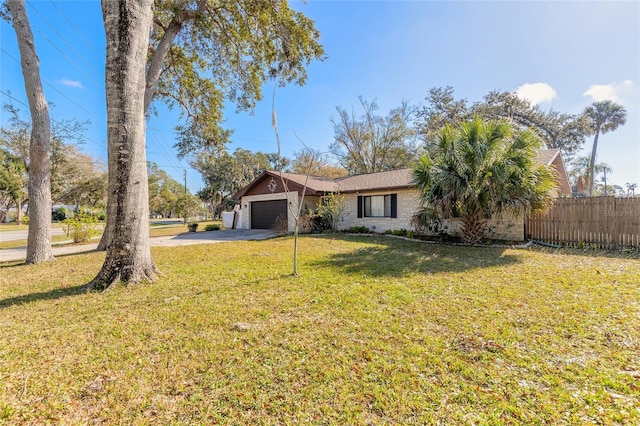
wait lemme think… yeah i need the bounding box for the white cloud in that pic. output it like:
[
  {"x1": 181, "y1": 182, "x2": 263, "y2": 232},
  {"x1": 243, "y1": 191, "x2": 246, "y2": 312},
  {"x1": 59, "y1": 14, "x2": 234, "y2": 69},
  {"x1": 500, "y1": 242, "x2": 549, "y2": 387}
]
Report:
[
  {"x1": 583, "y1": 80, "x2": 636, "y2": 104},
  {"x1": 60, "y1": 79, "x2": 83, "y2": 89},
  {"x1": 515, "y1": 82, "x2": 557, "y2": 105}
]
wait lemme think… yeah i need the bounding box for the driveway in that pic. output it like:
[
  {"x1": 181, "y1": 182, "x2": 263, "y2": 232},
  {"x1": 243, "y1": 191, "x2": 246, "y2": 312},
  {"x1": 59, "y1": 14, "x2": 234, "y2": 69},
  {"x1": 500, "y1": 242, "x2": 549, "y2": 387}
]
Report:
[
  {"x1": 149, "y1": 229, "x2": 277, "y2": 246},
  {"x1": 0, "y1": 229, "x2": 277, "y2": 263}
]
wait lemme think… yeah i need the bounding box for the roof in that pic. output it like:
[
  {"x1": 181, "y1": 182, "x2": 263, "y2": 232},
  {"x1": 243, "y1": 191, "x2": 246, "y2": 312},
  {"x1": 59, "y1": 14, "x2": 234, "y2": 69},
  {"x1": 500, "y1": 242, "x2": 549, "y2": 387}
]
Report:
[
  {"x1": 232, "y1": 168, "x2": 415, "y2": 199},
  {"x1": 335, "y1": 168, "x2": 414, "y2": 192},
  {"x1": 535, "y1": 148, "x2": 561, "y2": 166},
  {"x1": 234, "y1": 149, "x2": 568, "y2": 199}
]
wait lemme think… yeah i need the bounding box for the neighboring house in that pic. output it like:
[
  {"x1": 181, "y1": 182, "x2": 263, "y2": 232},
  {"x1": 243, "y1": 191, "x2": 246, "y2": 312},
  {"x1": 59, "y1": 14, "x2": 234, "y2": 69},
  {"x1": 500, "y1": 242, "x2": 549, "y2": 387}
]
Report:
[
  {"x1": 535, "y1": 149, "x2": 571, "y2": 195},
  {"x1": 233, "y1": 149, "x2": 571, "y2": 241}
]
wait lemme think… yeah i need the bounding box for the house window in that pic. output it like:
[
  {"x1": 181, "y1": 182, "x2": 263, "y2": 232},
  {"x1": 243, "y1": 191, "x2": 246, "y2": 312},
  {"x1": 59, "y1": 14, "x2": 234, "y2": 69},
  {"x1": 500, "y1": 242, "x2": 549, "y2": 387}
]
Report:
[
  {"x1": 364, "y1": 195, "x2": 391, "y2": 217},
  {"x1": 358, "y1": 194, "x2": 397, "y2": 218}
]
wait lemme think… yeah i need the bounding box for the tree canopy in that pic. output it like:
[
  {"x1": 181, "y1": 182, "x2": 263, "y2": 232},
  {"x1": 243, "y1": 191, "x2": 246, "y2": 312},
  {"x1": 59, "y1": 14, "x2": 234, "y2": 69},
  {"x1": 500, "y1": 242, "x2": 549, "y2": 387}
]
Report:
[
  {"x1": 416, "y1": 86, "x2": 591, "y2": 161},
  {"x1": 413, "y1": 117, "x2": 558, "y2": 244},
  {"x1": 0, "y1": 147, "x2": 26, "y2": 223},
  {"x1": 192, "y1": 147, "x2": 284, "y2": 217},
  {"x1": 330, "y1": 97, "x2": 418, "y2": 175},
  {"x1": 291, "y1": 148, "x2": 348, "y2": 178},
  {"x1": 148, "y1": 0, "x2": 325, "y2": 156},
  {"x1": 0, "y1": 103, "x2": 104, "y2": 210}
]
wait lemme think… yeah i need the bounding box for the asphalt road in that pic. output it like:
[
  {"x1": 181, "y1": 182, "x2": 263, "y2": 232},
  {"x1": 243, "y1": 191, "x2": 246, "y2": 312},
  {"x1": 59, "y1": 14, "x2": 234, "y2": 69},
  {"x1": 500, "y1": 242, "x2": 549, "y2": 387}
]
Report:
[
  {"x1": 0, "y1": 229, "x2": 277, "y2": 263},
  {"x1": 0, "y1": 227, "x2": 66, "y2": 242}
]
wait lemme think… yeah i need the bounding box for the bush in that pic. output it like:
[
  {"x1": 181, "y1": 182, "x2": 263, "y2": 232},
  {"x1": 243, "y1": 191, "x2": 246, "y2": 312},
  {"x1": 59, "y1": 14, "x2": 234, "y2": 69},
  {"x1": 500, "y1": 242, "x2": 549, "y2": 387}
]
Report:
[
  {"x1": 52, "y1": 207, "x2": 68, "y2": 222},
  {"x1": 315, "y1": 192, "x2": 347, "y2": 233},
  {"x1": 97, "y1": 212, "x2": 106, "y2": 221},
  {"x1": 64, "y1": 213, "x2": 98, "y2": 243},
  {"x1": 21, "y1": 215, "x2": 29, "y2": 225},
  {"x1": 347, "y1": 226, "x2": 371, "y2": 234},
  {"x1": 205, "y1": 224, "x2": 220, "y2": 231},
  {"x1": 272, "y1": 215, "x2": 288, "y2": 235}
]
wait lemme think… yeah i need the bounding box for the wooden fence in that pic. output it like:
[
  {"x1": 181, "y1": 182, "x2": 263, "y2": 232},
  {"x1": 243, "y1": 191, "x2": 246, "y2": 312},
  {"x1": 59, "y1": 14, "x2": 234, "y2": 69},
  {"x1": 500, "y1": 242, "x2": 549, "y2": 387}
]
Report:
[{"x1": 526, "y1": 197, "x2": 640, "y2": 249}]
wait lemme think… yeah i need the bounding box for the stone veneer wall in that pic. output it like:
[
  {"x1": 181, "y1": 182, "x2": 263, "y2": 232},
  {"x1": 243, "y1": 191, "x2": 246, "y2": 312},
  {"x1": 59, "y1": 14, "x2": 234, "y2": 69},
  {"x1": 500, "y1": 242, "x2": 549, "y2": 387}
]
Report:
[
  {"x1": 338, "y1": 189, "x2": 419, "y2": 233},
  {"x1": 340, "y1": 189, "x2": 524, "y2": 241},
  {"x1": 426, "y1": 212, "x2": 524, "y2": 242},
  {"x1": 240, "y1": 188, "x2": 524, "y2": 241}
]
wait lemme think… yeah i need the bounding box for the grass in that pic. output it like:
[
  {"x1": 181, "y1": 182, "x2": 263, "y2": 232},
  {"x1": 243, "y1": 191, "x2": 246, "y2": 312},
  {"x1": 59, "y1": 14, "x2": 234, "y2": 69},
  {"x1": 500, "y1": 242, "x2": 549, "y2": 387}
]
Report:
[{"x1": 0, "y1": 235, "x2": 638, "y2": 424}]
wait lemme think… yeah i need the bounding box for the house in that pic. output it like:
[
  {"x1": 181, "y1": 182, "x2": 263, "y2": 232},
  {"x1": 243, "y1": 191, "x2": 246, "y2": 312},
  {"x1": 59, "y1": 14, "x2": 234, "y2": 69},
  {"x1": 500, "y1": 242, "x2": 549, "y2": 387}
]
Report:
[{"x1": 232, "y1": 149, "x2": 571, "y2": 241}]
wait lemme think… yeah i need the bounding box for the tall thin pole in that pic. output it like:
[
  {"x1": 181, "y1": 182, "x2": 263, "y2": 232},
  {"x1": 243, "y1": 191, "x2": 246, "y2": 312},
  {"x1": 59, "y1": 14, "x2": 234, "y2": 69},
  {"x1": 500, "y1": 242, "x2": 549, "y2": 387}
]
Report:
[{"x1": 184, "y1": 169, "x2": 187, "y2": 195}]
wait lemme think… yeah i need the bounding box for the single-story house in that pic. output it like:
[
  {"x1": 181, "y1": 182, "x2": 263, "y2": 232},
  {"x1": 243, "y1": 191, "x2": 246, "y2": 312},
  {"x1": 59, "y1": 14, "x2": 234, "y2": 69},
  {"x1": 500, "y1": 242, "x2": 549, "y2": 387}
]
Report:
[{"x1": 232, "y1": 149, "x2": 571, "y2": 241}]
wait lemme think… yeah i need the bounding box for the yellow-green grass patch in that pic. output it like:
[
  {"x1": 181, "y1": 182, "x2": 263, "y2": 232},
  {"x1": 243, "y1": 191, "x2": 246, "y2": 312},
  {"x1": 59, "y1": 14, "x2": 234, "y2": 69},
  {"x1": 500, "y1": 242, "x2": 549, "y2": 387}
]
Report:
[{"x1": 0, "y1": 235, "x2": 638, "y2": 424}]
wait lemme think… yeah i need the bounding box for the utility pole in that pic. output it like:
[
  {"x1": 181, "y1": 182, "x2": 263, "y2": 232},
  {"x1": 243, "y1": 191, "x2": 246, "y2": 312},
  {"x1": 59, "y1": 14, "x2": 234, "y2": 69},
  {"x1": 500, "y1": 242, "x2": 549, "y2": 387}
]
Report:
[
  {"x1": 184, "y1": 169, "x2": 187, "y2": 195},
  {"x1": 603, "y1": 168, "x2": 607, "y2": 196}
]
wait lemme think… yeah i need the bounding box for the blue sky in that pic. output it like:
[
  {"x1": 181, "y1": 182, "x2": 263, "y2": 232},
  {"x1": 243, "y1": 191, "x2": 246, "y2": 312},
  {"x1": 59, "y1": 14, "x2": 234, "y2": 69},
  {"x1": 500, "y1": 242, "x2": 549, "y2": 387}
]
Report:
[{"x1": 1, "y1": 1, "x2": 638, "y2": 194}]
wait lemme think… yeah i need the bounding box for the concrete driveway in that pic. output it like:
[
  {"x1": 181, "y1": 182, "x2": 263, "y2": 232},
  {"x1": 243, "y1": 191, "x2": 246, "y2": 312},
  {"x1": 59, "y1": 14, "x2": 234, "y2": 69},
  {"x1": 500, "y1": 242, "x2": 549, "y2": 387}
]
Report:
[
  {"x1": 0, "y1": 229, "x2": 277, "y2": 263},
  {"x1": 149, "y1": 229, "x2": 277, "y2": 246}
]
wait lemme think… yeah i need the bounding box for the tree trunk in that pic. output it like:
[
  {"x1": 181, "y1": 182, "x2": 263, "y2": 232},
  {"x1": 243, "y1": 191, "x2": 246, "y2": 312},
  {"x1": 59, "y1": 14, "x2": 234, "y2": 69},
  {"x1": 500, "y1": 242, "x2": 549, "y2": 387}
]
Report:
[
  {"x1": 8, "y1": 0, "x2": 53, "y2": 264},
  {"x1": 97, "y1": 8, "x2": 192, "y2": 251},
  {"x1": 87, "y1": 0, "x2": 157, "y2": 291},
  {"x1": 461, "y1": 210, "x2": 488, "y2": 244},
  {"x1": 16, "y1": 197, "x2": 23, "y2": 225},
  {"x1": 588, "y1": 127, "x2": 600, "y2": 197}
]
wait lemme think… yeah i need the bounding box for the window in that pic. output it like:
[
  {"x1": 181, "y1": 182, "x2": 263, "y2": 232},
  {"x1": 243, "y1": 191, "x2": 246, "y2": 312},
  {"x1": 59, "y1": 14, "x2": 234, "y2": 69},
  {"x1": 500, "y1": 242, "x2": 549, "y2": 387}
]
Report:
[{"x1": 357, "y1": 194, "x2": 397, "y2": 218}]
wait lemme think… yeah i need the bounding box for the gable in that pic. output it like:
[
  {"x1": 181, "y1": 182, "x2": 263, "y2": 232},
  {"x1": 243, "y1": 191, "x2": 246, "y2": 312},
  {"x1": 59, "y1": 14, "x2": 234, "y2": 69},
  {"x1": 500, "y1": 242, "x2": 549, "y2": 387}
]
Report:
[
  {"x1": 247, "y1": 174, "x2": 308, "y2": 196},
  {"x1": 233, "y1": 171, "x2": 329, "y2": 199}
]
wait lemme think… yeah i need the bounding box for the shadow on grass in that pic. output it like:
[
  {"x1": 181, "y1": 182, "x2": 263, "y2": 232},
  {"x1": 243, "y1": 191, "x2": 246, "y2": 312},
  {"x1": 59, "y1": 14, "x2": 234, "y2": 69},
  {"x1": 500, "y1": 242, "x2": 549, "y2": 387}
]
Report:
[
  {"x1": 308, "y1": 235, "x2": 521, "y2": 277},
  {"x1": 0, "y1": 283, "x2": 86, "y2": 309}
]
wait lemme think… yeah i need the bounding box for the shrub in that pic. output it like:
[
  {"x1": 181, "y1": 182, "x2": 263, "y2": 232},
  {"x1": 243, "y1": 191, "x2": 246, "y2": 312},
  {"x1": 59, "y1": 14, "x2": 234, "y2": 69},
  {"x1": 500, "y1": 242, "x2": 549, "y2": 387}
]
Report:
[
  {"x1": 205, "y1": 224, "x2": 220, "y2": 231},
  {"x1": 315, "y1": 192, "x2": 347, "y2": 233},
  {"x1": 272, "y1": 215, "x2": 288, "y2": 235},
  {"x1": 347, "y1": 226, "x2": 371, "y2": 234},
  {"x1": 64, "y1": 213, "x2": 98, "y2": 243},
  {"x1": 52, "y1": 207, "x2": 68, "y2": 222},
  {"x1": 97, "y1": 212, "x2": 107, "y2": 221},
  {"x1": 21, "y1": 215, "x2": 29, "y2": 225}
]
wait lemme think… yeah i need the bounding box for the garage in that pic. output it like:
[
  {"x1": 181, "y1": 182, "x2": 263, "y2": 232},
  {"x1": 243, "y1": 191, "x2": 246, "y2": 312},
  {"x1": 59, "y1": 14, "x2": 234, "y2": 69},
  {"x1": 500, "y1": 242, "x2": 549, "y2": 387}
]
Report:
[{"x1": 250, "y1": 200, "x2": 287, "y2": 229}]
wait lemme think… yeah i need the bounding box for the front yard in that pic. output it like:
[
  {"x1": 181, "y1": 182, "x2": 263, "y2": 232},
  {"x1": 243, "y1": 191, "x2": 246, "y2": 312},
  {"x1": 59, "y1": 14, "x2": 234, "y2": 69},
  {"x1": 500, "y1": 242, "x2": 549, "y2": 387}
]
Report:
[{"x1": 0, "y1": 236, "x2": 638, "y2": 424}]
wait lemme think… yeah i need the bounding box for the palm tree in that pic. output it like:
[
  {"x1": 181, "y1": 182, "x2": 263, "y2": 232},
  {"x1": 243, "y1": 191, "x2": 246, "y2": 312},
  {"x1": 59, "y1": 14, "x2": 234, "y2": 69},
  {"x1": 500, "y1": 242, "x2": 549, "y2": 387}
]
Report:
[
  {"x1": 413, "y1": 117, "x2": 558, "y2": 244},
  {"x1": 568, "y1": 156, "x2": 612, "y2": 196},
  {"x1": 583, "y1": 101, "x2": 627, "y2": 196}
]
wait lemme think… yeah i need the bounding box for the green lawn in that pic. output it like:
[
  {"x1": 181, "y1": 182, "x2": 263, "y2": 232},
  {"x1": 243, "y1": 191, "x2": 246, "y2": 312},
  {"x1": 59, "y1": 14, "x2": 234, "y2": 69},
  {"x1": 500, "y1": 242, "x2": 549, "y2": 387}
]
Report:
[{"x1": 0, "y1": 236, "x2": 638, "y2": 424}]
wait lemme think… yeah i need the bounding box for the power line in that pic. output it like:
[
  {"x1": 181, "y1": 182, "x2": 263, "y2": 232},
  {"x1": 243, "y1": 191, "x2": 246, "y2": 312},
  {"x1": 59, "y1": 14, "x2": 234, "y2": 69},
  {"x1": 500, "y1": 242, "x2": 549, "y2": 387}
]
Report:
[
  {"x1": 1, "y1": 48, "x2": 94, "y2": 116},
  {"x1": 26, "y1": 0, "x2": 101, "y2": 76},
  {"x1": 24, "y1": 4, "x2": 102, "y2": 90},
  {"x1": 47, "y1": 0, "x2": 102, "y2": 60},
  {"x1": 0, "y1": 90, "x2": 106, "y2": 152}
]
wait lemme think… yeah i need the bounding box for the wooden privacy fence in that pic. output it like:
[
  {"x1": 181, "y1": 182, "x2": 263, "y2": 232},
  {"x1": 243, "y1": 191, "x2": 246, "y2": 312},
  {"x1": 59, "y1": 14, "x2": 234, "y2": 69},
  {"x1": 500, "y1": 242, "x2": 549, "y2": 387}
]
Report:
[{"x1": 526, "y1": 197, "x2": 640, "y2": 249}]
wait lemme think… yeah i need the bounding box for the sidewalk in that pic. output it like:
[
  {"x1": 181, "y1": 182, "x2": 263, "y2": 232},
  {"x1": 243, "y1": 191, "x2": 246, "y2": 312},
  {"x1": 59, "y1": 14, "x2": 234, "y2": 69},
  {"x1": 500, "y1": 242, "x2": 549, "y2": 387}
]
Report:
[{"x1": 0, "y1": 229, "x2": 277, "y2": 263}]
